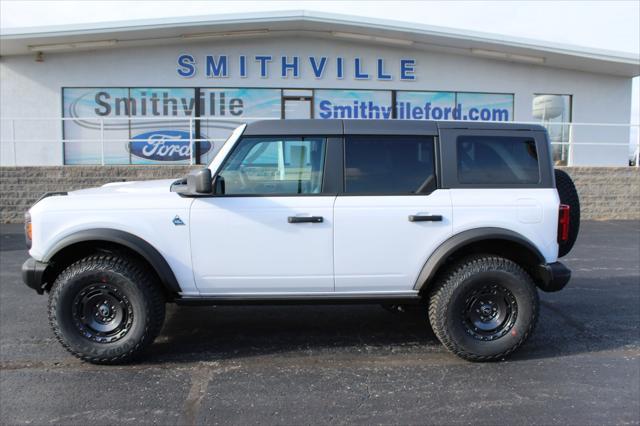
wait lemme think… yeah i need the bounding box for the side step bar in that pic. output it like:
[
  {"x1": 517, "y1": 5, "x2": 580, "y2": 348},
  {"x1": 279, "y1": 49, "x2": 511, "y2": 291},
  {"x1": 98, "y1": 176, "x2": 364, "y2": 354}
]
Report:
[{"x1": 174, "y1": 292, "x2": 422, "y2": 306}]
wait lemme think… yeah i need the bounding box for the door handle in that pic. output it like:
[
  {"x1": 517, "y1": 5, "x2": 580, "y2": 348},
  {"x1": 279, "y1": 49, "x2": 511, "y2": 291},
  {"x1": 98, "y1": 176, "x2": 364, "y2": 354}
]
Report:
[
  {"x1": 408, "y1": 214, "x2": 443, "y2": 222},
  {"x1": 288, "y1": 216, "x2": 324, "y2": 223}
]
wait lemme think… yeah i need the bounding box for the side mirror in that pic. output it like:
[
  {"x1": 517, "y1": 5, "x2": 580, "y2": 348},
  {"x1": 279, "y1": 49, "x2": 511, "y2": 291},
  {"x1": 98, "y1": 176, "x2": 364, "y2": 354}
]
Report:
[
  {"x1": 213, "y1": 175, "x2": 226, "y2": 194},
  {"x1": 186, "y1": 168, "x2": 212, "y2": 194}
]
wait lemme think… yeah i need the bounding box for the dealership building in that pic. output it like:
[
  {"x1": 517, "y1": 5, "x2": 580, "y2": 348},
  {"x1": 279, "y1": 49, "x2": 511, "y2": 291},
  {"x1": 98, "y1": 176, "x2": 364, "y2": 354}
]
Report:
[{"x1": 1, "y1": 10, "x2": 639, "y2": 167}]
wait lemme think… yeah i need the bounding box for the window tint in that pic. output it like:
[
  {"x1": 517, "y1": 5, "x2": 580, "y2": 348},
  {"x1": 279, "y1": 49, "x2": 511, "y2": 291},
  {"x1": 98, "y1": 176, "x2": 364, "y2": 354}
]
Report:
[
  {"x1": 344, "y1": 135, "x2": 436, "y2": 194},
  {"x1": 218, "y1": 137, "x2": 326, "y2": 195},
  {"x1": 456, "y1": 136, "x2": 539, "y2": 184}
]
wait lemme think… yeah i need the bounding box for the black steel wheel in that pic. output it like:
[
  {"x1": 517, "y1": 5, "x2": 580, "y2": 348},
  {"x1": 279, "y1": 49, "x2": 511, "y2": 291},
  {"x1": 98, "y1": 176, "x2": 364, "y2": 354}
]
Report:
[
  {"x1": 72, "y1": 284, "x2": 134, "y2": 344},
  {"x1": 428, "y1": 255, "x2": 539, "y2": 362},
  {"x1": 49, "y1": 254, "x2": 165, "y2": 364},
  {"x1": 462, "y1": 283, "x2": 518, "y2": 341}
]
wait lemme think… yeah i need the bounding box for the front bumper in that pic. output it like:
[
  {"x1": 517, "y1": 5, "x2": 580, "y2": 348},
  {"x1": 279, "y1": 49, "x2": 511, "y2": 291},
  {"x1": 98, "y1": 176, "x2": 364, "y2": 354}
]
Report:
[
  {"x1": 537, "y1": 261, "x2": 572, "y2": 292},
  {"x1": 22, "y1": 257, "x2": 49, "y2": 294}
]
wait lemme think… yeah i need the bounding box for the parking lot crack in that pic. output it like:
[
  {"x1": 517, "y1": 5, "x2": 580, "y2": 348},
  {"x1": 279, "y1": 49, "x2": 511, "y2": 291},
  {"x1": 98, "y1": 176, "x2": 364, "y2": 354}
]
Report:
[{"x1": 180, "y1": 361, "x2": 240, "y2": 425}]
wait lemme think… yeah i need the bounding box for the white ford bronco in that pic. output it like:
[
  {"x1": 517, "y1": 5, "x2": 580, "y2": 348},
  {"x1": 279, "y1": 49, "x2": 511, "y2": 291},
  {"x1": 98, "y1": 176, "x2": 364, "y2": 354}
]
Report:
[{"x1": 22, "y1": 119, "x2": 580, "y2": 364}]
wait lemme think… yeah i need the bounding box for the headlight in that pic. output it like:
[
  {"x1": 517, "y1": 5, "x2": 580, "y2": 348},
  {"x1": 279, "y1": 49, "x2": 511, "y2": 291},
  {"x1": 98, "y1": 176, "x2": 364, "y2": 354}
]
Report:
[{"x1": 24, "y1": 212, "x2": 32, "y2": 248}]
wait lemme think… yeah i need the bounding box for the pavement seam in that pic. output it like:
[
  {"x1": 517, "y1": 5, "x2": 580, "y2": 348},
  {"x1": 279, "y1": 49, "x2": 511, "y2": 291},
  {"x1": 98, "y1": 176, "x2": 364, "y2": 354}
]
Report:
[
  {"x1": 180, "y1": 361, "x2": 241, "y2": 425},
  {"x1": 181, "y1": 362, "x2": 216, "y2": 426}
]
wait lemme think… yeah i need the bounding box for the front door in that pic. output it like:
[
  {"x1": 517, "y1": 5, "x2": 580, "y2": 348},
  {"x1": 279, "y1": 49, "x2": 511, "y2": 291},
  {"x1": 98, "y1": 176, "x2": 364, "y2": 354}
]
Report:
[
  {"x1": 333, "y1": 134, "x2": 453, "y2": 292},
  {"x1": 190, "y1": 135, "x2": 335, "y2": 294}
]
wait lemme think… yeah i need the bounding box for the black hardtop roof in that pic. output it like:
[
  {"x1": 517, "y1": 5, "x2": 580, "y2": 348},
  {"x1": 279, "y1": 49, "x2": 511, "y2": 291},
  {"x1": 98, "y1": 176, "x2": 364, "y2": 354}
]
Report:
[{"x1": 243, "y1": 119, "x2": 547, "y2": 136}]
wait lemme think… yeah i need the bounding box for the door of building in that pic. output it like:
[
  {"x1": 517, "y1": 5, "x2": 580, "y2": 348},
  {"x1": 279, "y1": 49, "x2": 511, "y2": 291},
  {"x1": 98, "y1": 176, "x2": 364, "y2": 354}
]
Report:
[{"x1": 282, "y1": 89, "x2": 313, "y2": 119}]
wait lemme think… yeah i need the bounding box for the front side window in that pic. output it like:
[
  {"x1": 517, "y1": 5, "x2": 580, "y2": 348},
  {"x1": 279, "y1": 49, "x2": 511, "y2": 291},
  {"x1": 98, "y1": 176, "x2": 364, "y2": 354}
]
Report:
[
  {"x1": 457, "y1": 136, "x2": 539, "y2": 184},
  {"x1": 344, "y1": 135, "x2": 436, "y2": 194},
  {"x1": 217, "y1": 137, "x2": 326, "y2": 195}
]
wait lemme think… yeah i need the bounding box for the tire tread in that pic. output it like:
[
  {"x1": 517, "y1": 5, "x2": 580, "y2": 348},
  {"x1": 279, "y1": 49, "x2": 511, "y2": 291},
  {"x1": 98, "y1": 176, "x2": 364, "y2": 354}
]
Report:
[
  {"x1": 48, "y1": 254, "x2": 165, "y2": 364},
  {"x1": 428, "y1": 255, "x2": 539, "y2": 362}
]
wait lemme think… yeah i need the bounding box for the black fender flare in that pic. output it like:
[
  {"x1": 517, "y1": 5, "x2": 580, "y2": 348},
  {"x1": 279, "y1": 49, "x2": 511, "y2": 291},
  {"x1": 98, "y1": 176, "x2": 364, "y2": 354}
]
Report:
[
  {"x1": 43, "y1": 228, "x2": 181, "y2": 295},
  {"x1": 413, "y1": 227, "x2": 546, "y2": 292}
]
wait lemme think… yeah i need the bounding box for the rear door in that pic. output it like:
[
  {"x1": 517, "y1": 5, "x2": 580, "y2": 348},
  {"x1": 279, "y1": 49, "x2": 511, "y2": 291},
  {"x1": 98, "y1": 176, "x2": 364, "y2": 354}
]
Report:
[
  {"x1": 333, "y1": 133, "x2": 453, "y2": 293},
  {"x1": 438, "y1": 127, "x2": 559, "y2": 261}
]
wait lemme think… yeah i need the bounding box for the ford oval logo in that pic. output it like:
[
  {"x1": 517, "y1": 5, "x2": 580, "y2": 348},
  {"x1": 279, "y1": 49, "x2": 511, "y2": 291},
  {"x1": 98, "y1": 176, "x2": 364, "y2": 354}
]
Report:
[{"x1": 129, "y1": 130, "x2": 213, "y2": 162}]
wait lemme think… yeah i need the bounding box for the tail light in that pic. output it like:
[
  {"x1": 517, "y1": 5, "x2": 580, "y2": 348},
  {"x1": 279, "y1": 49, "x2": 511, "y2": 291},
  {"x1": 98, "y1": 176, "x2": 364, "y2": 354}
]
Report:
[
  {"x1": 25, "y1": 212, "x2": 32, "y2": 248},
  {"x1": 558, "y1": 204, "x2": 570, "y2": 243}
]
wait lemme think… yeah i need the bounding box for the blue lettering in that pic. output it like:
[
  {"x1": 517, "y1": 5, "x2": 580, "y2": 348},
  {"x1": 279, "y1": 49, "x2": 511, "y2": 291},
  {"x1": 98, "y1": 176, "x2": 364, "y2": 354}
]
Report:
[
  {"x1": 255, "y1": 55, "x2": 272, "y2": 78},
  {"x1": 177, "y1": 54, "x2": 195, "y2": 78},
  {"x1": 452, "y1": 104, "x2": 462, "y2": 120},
  {"x1": 377, "y1": 59, "x2": 392, "y2": 80},
  {"x1": 205, "y1": 55, "x2": 228, "y2": 77},
  {"x1": 412, "y1": 106, "x2": 423, "y2": 119},
  {"x1": 336, "y1": 57, "x2": 344, "y2": 79},
  {"x1": 380, "y1": 105, "x2": 392, "y2": 119},
  {"x1": 281, "y1": 56, "x2": 299, "y2": 78},
  {"x1": 354, "y1": 58, "x2": 369, "y2": 79},
  {"x1": 400, "y1": 59, "x2": 416, "y2": 80},
  {"x1": 318, "y1": 100, "x2": 332, "y2": 119},
  {"x1": 309, "y1": 56, "x2": 327, "y2": 78},
  {"x1": 239, "y1": 55, "x2": 247, "y2": 78},
  {"x1": 424, "y1": 102, "x2": 432, "y2": 119}
]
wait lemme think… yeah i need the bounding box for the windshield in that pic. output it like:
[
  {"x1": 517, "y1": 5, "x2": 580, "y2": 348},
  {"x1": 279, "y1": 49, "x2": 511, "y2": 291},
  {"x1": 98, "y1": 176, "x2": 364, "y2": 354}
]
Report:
[{"x1": 207, "y1": 124, "x2": 247, "y2": 172}]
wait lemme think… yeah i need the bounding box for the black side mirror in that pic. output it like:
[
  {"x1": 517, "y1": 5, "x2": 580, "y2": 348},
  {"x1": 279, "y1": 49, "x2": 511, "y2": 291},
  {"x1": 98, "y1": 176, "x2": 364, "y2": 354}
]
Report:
[
  {"x1": 186, "y1": 168, "x2": 212, "y2": 194},
  {"x1": 213, "y1": 175, "x2": 226, "y2": 194}
]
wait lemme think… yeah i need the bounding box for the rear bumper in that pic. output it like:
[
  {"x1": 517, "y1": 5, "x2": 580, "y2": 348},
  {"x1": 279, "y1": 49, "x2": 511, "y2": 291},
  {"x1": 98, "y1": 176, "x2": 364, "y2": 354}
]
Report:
[
  {"x1": 537, "y1": 261, "x2": 572, "y2": 292},
  {"x1": 21, "y1": 257, "x2": 48, "y2": 294}
]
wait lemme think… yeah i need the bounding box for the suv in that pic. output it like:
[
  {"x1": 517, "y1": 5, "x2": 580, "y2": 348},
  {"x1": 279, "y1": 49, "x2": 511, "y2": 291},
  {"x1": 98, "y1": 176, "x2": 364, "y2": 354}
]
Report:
[{"x1": 22, "y1": 119, "x2": 580, "y2": 364}]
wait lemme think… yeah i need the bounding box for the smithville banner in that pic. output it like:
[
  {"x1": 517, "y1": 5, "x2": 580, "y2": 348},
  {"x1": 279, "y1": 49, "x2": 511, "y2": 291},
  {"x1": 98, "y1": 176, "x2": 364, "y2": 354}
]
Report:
[{"x1": 62, "y1": 55, "x2": 513, "y2": 164}]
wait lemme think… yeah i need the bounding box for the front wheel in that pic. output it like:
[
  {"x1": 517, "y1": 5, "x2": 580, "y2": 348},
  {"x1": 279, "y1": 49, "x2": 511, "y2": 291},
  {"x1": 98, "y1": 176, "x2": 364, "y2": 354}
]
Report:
[
  {"x1": 48, "y1": 254, "x2": 165, "y2": 364},
  {"x1": 428, "y1": 255, "x2": 539, "y2": 361}
]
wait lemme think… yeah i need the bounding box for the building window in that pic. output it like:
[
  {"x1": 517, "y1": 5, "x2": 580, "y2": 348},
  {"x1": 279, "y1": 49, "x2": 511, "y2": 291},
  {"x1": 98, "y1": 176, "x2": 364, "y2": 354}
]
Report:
[
  {"x1": 314, "y1": 90, "x2": 393, "y2": 120},
  {"x1": 62, "y1": 87, "x2": 518, "y2": 166},
  {"x1": 396, "y1": 91, "x2": 513, "y2": 122},
  {"x1": 62, "y1": 87, "x2": 281, "y2": 165},
  {"x1": 199, "y1": 88, "x2": 281, "y2": 164},
  {"x1": 455, "y1": 92, "x2": 514, "y2": 122},
  {"x1": 532, "y1": 94, "x2": 572, "y2": 165}
]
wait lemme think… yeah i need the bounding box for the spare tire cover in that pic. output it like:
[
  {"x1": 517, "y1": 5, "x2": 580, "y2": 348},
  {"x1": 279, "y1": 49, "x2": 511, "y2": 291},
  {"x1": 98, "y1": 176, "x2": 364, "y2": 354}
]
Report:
[{"x1": 555, "y1": 169, "x2": 580, "y2": 257}]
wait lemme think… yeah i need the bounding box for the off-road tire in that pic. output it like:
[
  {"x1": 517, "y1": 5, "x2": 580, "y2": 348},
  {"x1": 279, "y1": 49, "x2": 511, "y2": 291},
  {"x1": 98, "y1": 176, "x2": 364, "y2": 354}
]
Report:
[
  {"x1": 428, "y1": 255, "x2": 539, "y2": 362},
  {"x1": 48, "y1": 254, "x2": 165, "y2": 364},
  {"x1": 555, "y1": 168, "x2": 580, "y2": 257}
]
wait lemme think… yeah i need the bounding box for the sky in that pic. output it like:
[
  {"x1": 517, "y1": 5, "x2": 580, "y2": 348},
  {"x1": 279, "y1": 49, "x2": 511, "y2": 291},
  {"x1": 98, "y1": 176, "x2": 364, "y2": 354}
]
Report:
[{"x1": 1, "y1": 1, "x2": 639, "y2": 128}]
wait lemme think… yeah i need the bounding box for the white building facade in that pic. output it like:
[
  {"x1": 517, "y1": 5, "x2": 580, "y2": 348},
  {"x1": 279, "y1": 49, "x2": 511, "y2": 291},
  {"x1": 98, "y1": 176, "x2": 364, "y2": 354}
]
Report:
[{"x1": 1, "y1": 11, "x2": 638, "y2": 166}]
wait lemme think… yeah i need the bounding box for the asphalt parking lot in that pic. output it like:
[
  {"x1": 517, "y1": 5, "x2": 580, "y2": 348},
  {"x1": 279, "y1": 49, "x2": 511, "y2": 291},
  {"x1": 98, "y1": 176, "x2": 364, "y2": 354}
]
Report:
[{"x1": 1, "y1": 221, "x2": 639, "y2": 425}]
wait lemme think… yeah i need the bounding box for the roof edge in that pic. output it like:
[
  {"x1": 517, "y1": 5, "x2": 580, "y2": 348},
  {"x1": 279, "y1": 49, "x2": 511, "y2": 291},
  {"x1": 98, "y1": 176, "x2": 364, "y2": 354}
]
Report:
[{"x1": 1, "y1": 9, "x2": 638, "y2": 65}]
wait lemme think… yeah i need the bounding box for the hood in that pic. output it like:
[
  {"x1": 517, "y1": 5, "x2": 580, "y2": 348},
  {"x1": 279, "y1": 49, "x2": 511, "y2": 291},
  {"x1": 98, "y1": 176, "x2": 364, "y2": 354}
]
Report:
[{"x1": 69, "y1": 179, "x2": 175, "y2": 196}]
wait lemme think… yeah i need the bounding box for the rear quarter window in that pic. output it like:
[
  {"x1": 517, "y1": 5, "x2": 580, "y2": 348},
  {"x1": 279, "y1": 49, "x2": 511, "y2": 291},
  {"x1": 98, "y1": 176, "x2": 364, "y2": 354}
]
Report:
[{"x1": 456, "y1": 135, "x2": 540, "y2": 184}]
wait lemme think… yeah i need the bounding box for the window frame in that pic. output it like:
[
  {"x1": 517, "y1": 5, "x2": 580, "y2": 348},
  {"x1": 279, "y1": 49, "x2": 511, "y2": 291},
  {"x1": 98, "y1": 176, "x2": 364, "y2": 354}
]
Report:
[
  {"x1": 438, "y1": 129, "x2": 554, "y2": 189},
  {"x1": 212, "y1": 135, "x2": 340, "y2": 197},
  {"x1": 339, "y1": 134, "x2": 440, "y2": 196}
]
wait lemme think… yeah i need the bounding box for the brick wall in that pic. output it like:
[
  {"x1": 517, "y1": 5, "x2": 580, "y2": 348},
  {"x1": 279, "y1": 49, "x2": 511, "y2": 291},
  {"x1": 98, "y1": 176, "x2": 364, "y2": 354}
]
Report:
[
  {"x1": 0, "y1": 166, "x2": 195, "y2": 223},
  {"x1": 1, "y1": 166, "x2": 638, "y2": 223},
  {"x1": 557, "y1": 167, "x2": 639, "y2": 220}
]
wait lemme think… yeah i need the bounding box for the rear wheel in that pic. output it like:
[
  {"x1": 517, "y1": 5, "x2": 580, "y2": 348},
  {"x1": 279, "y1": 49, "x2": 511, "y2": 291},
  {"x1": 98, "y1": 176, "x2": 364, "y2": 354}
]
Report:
[
  {"x1": 48, "y1": 254, "x2": 165, "y2": 364},
  {"x1": 428, "y1": 255, "x2": 539, "y2": 361}
]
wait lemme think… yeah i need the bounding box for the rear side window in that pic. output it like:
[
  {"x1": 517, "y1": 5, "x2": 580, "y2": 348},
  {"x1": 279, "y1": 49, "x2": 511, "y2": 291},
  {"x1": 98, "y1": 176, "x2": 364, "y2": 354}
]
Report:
[
  {"x1": 344, "y1": 135, "x2": 436, "y2": 194},
  {"x1": 457, "y1": 136, "x2": 539, "y2": 184}
]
